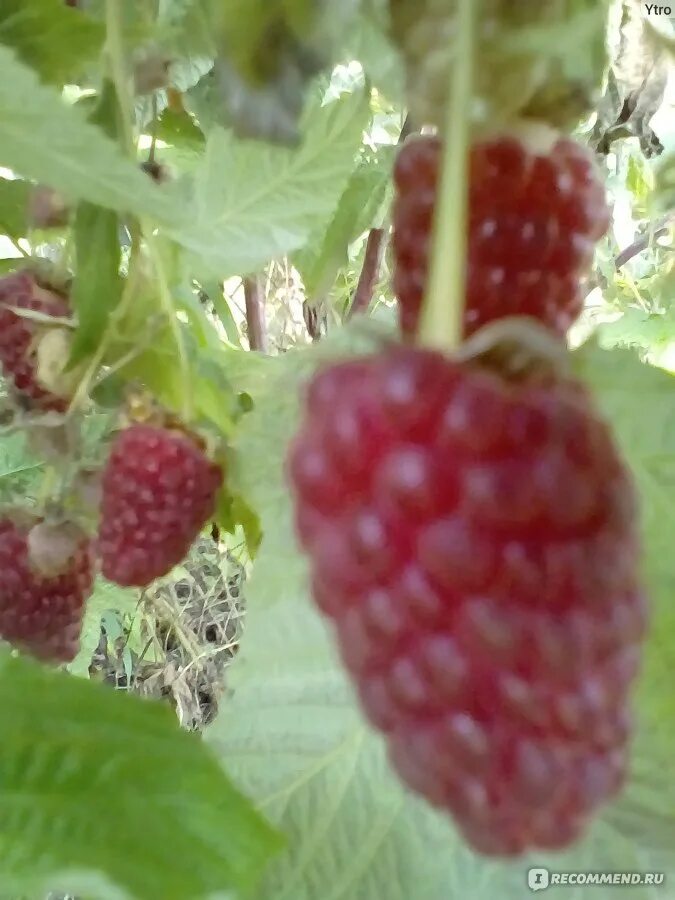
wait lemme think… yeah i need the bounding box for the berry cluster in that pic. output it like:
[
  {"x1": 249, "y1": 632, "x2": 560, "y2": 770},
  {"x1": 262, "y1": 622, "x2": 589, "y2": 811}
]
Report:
[
  {"x1": 0, "y1": 271, "x2": 71, "y2": 412},
  {"x1": 0, "y1": 267, "x2": 224, "y2": 658},
  {"x1": 0, "y1": 516, "x2": 94, "y2": 663},
  {"x1": 393, "y1": 131, "x2": 609, "y2": 339},
  {"x1": 98, "y1": 424, "x2": 223, "y2": 587},
  {"x1": 288, "y1": 348, "x2": 645, "y2": 855},
  {"x1": 0, "y1": 421, "x2": 223, "y2": 660}
]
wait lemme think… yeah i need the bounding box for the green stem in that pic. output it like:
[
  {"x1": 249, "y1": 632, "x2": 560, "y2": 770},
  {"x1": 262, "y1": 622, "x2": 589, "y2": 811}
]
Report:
[
  {"x1": 67, "y1": 236, "x2": 142, "y2": 414},
  {"x1": 37, "y1": 465, "x2": 57, "y2": 509},
  {"x1": 417, "y1": 0, "x2": 474, "y2": 351},
  {"x1": 144, "y1": 225, "x2": 193, "y2": 421},
  {"x1": 6, "y1": 235, "x2": 29, "y2": 259},
  {"x1": 55, "y1": 229, "x2": 74, "y2": 284},
  {"x1": 105, "y1": 0, "x2": 135, "y2": 155}
]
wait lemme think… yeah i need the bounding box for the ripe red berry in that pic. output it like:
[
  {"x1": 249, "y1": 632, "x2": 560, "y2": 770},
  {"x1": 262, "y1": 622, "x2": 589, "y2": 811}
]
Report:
[
  {"x1": 393, "y1": 131, "x2": 610, "y2": 339},
  {"x1": 98, "y1": 424, "x2": 223, "y2": 587},
  {"x1": 287, "y1": 347, "x2": 645, "y2": 856},
  {"x1": 0, "y1": 516, "x2": 94, "y2": 662},
  {"x1": 0, "y1": 271, "x2": 71, "y2": 412}
]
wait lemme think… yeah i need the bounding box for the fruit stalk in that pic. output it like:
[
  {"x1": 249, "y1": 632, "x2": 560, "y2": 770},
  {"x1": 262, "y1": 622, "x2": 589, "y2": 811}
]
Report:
[{"x1": 417, "y1": 0, "x2": 474, "y2": 351}]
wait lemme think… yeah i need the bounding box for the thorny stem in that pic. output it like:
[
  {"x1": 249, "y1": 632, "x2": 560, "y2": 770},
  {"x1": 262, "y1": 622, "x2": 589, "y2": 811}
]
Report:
[
  {"x1": 348, "y1": 228, "x2": 386, "y2": 320},
  {"x1": 243, "y1": 276, "x2": 268, "y2": 352},
  {"x1": 417, "y1": 0, "x2": 474, "y2": 351}
]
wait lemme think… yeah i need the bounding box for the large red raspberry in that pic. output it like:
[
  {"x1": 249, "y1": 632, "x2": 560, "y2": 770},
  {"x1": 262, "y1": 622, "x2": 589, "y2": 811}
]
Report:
[
  {"x1": 393, "y1": 130, "x2": 610, "y2": 339},
  {"x1": 287, "y1": 347, "x2": 645, "y2": 856},
  {"x1": 0, "y1": 271, "x2": 71, "y2": 412},
  {"x1": 0, "y1": 516, "x2": 94, "y2": 662},
  {"x1": 98, "y1": 424, "x2": 223, "y2": 587}
]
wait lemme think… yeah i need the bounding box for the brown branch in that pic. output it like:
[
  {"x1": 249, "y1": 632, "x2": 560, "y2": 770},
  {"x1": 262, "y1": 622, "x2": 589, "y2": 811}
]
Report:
[
  {"x1": 243, "y1": 276, "x2": 268, "y2": 352},
  {"x1": 344, "y1": 114, "x2": 412, "y2": 321},
  {"x1": 348, "y1": 228, "x2": 386, "y2": 320},
  {"x1": 615, "y1": 215, "x2": 673, "y2": 269}
]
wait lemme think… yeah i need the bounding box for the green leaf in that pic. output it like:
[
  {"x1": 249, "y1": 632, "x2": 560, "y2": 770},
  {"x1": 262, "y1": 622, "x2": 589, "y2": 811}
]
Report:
[
  {"x1": 625, "y1": 154, "x2": 654, "y2": 221},
  {"x1": 0, "y1": 46, "x2": 370, "y2": 280},
  {"x1": 343, "y1": 3, "x2": 405, "y2": 104},
  {"x1": 207, "y1": 332, "x2": 675, "y2": 898},
  {"x1": 0, "y1": 0, "x2": 104, "y2": 85},
  {"x1": 0, "y1": 257, "x2": 22, "y2": 275},
  {"x1": 189, "y1": 348, "x2": 239, "y2": 436},
  {"x1": 294, "y1": 147, "x2": 393, "y2": 300},
  {"x1": 596, "y1": 308, "x2": 675, "y2": 357},
  {"x1": 68, "y1": 578, "x2": 140, "y2": 679},
  {"x1": 175, "y1": 86, "x2": 371, "y2": 277},
  {"x1": 55, "y1": 0, "x2": 154, "y2": 47},
  {"x1": 201, "y1": 279, "x2": 243, "y2": 348},
  {"x1": 0, "y1": 429, "x2": 44, "y2": 502},
  {"x1": 70, "y1": 201, "x2": 122, "y2": 363},
  {"x1": 499, "y1": 4, "x2": 608, "y2": 85},
  {"x1": 656, "y1": 151, "x2": 675, "y2": 213},
  {"x1": 108, "y1": 324, "x2": 189, "y2": 415},
  {"x1": 104, "y1": 274, "x2": 242, "y2": 433},
  {"x1": 0, "y1": 178, "x2": 31, "y2": 240},
  {"x1": 230, "y1": 494, "x2": 262, "y2": 557},
  {"x1": 174, "y1": 0, "x2": 360, "y2": 143},
  {"x1": 574, "y1": 346, "x2": 675, "y2": 859},
  {"x1": 0, "y1": 44, "x2": 178, "y2": 220},
  {"x1": 154, "y1": 106, "x2": 206, "y2": 154},
  {"x1": 0, "y1": 652, "x2": 281, "y2": 899}
]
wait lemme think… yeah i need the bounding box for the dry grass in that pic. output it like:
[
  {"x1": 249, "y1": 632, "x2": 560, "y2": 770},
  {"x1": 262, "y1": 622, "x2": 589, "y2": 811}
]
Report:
[{"x1": 89, "y1": 536, "x2": 247, "y2": 731}]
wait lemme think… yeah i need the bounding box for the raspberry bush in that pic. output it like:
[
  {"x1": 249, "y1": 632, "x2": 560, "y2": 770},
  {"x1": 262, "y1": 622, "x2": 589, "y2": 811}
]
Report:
[{"x1": 0, "y1": 0, "x2": 672, "y2": 897}]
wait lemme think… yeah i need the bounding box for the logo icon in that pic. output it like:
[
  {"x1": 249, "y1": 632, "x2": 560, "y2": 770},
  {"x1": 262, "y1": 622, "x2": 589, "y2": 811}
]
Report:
[{"x1": 528, "y1": 868, "x2": 550, "y2": 892}]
